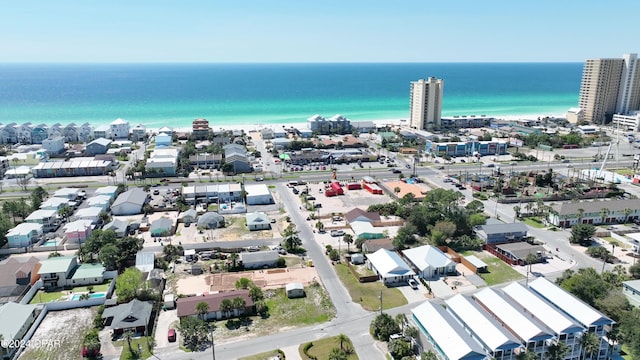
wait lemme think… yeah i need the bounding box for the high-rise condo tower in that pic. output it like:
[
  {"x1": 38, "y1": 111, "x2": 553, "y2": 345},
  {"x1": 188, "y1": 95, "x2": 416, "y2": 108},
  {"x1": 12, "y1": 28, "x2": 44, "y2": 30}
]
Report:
[{"x1": 409, "y1": 77, "x2": 443, "y2": 131}]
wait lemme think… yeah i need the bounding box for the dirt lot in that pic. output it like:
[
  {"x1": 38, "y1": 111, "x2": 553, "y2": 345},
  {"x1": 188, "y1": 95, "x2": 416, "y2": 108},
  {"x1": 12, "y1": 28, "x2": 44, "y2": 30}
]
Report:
[
  {"x1": 176, "y1": 265, "x2": 319, "y2": 295},
  {"x1": 19, "y1": 307, "x2": 97, "y2": 360}
]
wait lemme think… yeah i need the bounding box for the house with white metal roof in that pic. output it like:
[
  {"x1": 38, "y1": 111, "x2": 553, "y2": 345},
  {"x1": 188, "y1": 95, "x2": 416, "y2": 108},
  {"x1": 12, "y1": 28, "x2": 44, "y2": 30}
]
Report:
[
  {"x1": 135, "y1": 251, "x2": 156, "y2": 273},
  {"x1": 474, "y1": 287, "x2": 554, "y2": 357},
  {"x1": 86, "y1": 195, "x2": 112, "y2": 211},
  {"x1": 74, "y1": 206, "x2": 103, "y2": 224},
  {"x1": 6, "y1": 223, "x2": 43, "y2": 248},
  {"x1": 502, "y1": 282, "x2": 584, "y2": 359},
  {"x1": 240, "y1": 251, "x2": 279, "y2": 269},
  {"x1": 246, "y1": 212, "x2": 270, "y2": 231},
  {"x1": 94, "y1": 185, "x2": 119, "y2": 200},
  {"x1": 244, "y1": 184, "x2": 273, "y2": 205},
  {"x1": 412, "y1": 301, "x2": 487, "y2": 360},
  {"x1": 25, "y1": 209, "x2": 59, "y2": 232},
  {"x1": 53, "y1": 187, "x2": 82, "y2": 200},
  {"x1": 63, "y1": 219, "x2": 94, "y2": 244},
  {"x1": 445, "y1": 294, "x2": 521, "y2": 359},
  {"x1": 402, "y1": 245, "x2": 456, "y2": 279},
  {"x1": 350, "y1": 221, "x2": 384, "y2": 240},
  {"x1": 366, "y1": 249, "x2": 415, "y2": 285},
  {"x1": 40, "y1": 197, "x2": 71, "y2": 211}
]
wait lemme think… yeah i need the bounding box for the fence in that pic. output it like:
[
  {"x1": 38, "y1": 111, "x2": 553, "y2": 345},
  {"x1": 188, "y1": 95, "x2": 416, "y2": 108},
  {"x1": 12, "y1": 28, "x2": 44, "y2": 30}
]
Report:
[
  {"x1": 345, "y1": 259, "x2": 379, "y2": 283},
  {"x1": 483, "y1": 244, "x2": 518, "y2": 265}
]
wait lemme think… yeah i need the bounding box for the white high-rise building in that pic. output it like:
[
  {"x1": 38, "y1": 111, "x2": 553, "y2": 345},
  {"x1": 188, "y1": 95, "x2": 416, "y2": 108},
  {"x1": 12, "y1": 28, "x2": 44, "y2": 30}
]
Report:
[
  {"x1": 409, "y1": 77, "x2": 443, "y2": 131},
  {"x1": 577, "y1": 53, "x2": 640, "y2": 124},
  {"x1": 617, "y1": 53, "x2": 640, "y2": 115}
]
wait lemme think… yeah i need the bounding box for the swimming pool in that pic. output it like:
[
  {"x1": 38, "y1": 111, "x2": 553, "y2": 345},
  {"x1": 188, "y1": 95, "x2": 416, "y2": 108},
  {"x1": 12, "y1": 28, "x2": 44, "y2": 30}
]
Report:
[
  {"x1": 42, "y1": 240, "x2": 59, "y2": 247},
  {"x1": 71, "y1": 292, "x2": 106, "y2": 301}
]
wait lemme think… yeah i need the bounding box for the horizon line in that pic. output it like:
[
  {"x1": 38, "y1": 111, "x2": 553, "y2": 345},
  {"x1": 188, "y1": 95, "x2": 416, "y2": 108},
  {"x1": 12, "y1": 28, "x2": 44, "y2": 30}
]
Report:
[{"x1": 0, "y1": 61, "x2": 585, "y2": 65}]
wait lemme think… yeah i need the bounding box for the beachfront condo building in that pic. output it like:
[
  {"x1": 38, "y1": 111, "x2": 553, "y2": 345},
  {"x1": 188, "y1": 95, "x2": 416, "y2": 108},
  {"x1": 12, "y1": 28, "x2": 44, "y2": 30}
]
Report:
[
  {"x1": 578, "y1": 53, "x2": 640, "y2": 125},
  {"x1": 409, "y1": 77, "x2": 443, "y2": 131}
]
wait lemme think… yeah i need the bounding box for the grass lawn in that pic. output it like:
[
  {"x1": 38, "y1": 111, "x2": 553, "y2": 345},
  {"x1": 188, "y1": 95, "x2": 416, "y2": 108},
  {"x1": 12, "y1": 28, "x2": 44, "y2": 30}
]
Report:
[
  {"x1": 30, "y1": 290, "x2": 66, "y2": 304},
  {"x1": 299, "y1": 335, "x2": 358, "y2": 360},
  {"x1": 265, "y1": 285, "x2": 335, "y2": 326},
  {"x1": 523, "y1": 217, "x2": 546, "y2": 228},
  {"x1": 476, "y1": 254, "x2": 524, "y2": 286},
  {"x1": 115, "y1": 336, "x2": 154, "y2": 360},
  {"x1": 334, "y1": 263, "x2": 407, "y2": 311},
  {"x1": 72, "y1": 281, "x2": 111, "y2": 293},
  {"x1": 601, "y1": 236, "x2": 631, "y2": 249},
  {"x1": 239, "y1": 350, "x2": 283, "y2": 360}
]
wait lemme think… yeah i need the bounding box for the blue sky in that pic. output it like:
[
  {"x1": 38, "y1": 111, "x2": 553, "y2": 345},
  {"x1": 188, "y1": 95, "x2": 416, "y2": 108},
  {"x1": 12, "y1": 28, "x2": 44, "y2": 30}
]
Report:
[{"x1": 2, "y1": 0, "x2": 639, "y2": 63}]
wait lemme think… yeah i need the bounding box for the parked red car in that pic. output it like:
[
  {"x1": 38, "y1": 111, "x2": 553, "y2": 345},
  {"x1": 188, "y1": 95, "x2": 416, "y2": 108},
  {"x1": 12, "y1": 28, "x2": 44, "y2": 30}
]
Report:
[{"x1": 168, "y1": 328, "x2": 177, "y2": 342}]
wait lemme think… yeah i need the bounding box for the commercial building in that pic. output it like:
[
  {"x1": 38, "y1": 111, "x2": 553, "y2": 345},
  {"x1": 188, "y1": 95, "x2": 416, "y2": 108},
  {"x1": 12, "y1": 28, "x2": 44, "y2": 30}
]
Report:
[
  {"x1": 409, "y1": 77, "x2": 444, "y2": 131},
  {"x1": 240, "y1": 251, "x2": 279, "y2": 269},
  {"x1": 548, "y1": 199, "x2": 640, "y2": 227},
  {"x1": 244, "y1": 184, "x2": 274, "y2": 205},
  {"x1": 31, "y1": 158, "x2": 113, "y2": 178},
  {"x1": 612, "y1": 111, "x2": 640, "y2": 131},
  {"x1": 441, "y1": 115, "x2": 493, "y2": 129},
  {"x1": 425, "y1": 139, "x2": 508, "y2": 157},
  {"x1": 578, "y1": 53, "x2": 640, "y2": 124},
  {"x1": 182, "y1": 183, "x2": 242, "y2": 204}
]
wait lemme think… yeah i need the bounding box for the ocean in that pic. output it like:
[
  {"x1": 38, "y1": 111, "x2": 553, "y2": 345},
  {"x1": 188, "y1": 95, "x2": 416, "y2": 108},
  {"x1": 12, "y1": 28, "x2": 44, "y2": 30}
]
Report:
[{"x1": 0, "y1": 63, "x2": 582, "y2": 129}]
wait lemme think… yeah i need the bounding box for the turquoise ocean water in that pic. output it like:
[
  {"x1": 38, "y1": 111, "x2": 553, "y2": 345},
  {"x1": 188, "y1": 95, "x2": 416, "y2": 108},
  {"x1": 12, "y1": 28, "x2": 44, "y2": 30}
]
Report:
[{"x1": 0, "y1": 63, "x2": 582, "y2": 128}]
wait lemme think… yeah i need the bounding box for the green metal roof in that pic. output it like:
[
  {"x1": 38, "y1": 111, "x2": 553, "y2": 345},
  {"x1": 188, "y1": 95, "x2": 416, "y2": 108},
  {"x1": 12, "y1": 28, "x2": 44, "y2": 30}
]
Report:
[{"x1": 71, "y1": 263, "x2": 105, "y2": 280}]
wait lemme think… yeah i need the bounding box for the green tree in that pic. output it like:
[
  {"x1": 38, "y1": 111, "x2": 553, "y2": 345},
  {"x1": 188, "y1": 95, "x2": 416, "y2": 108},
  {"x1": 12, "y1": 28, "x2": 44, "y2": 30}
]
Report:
[
  {"x1": 30, "y1": 186, "x2": 47, "y2": 211},
  {"x1": 58, "y1": 205, "x2": 74, "y2": 223},
  {"x1": 580, "y1": 331, "x2": 600, "y2": 359},
  {"x1": 570, "y1": 224, "x2": 596, "y2": 245},
  {"x1": 468, "y1": 213, "x2": 486, "y2": 227},
  {"x1": 516, "y1": 349, "x2": 537, "y2": 360},
  {"x1": 115, "y1": 267, "x2": 145, "y2": 303},
  {"x1": 388, "y1": 339, "x2": 412, "y2": 359},
  {"x1": 421, "y1": 351, "x2": 438, "y2": 360},
  {"x1": 235, "y1": 277, "x2": 253, "y2": 289},
  {"x1": 343, "y1": 233, "x2": 354, "y2": 253},
  {"x1": 545, "y1": 341, "x2": 570, "y2": 360},
  {"x1": 282, "y1": 224, "x2": 302, "y2": 251},
  {"x1": 122, "y1": 329, "x2": 135, "y2": 355},
  {"x1": 196, "y1": 301, "x2": 209, "y2": 321},
  {"x1": 98, "y1": 243, "x2": 120, "y2": 270},
  {"x1": 369, "y1": 313, "x2": 400, "y2": 341},
  {"x1": 178, "y1": 316, "x2": 210, "y2": 351},
  {"x1": 328, "y1": 348, "x2": 348, "y2": 360},
  {"x1": 336, "y1": 333, "x2": 348, "y2": 352},
  {"x1": 249, "y1": 285, "x2": 264, "y2": 302},
  {"x1": 220, "y1": 299, "x2": 233, "y2": 318}
]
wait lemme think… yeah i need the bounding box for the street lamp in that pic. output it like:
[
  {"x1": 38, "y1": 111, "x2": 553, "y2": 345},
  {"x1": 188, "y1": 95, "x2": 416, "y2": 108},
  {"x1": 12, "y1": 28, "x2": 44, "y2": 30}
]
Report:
[{"x1": 210, "y1": 325, "x2": 216, "y2": 360}]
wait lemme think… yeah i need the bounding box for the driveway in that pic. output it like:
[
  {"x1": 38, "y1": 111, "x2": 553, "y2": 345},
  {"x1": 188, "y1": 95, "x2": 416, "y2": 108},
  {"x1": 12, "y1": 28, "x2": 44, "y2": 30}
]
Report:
[
  {"x1": 396, "y1": 281, "x2": 430, "y2": 304},
  {"x1": 155, "y1": 308, "x2": 179, "y2": 349}
]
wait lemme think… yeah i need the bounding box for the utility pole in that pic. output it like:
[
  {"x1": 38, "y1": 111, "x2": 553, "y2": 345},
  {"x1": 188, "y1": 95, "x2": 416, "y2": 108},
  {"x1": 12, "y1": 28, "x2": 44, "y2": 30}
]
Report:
[
  {"x1": 210, "y1": 325, "x2": 216, "y2": 360},
  {"x1": 379, "y1": 290, "x2": 383, "y2": 315}
]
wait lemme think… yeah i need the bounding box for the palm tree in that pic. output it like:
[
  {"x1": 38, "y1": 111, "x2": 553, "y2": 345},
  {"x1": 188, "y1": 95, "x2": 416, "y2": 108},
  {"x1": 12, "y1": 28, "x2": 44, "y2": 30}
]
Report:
[
  {"x1": 196, "y1": 301, "x2": 209, "y2": 321},
  {"x1": 232, "y1": 296, "x2": 246, "y2": 316},
  {"x1": 580, "y1": 331, "x2": 599, "y2": 360},
  {"x1": 336, "y1": 333, "x2": 348, "y2": 351},
  {"x1": 229, "y1": 253, "x2": 239, "y2": 269},
  {"x1": 513, "y1": 205, "x2": 521, "y2": 219},
  {"x1": 315, "y1": 220, "x2": 324, "y2": 232},
  {"x1": 58, "y1": 205, "x2": 73, "y2": 223},
  {"x1": 624, "y1": 208, "x2": 633, "y2": 224},
  {"x1": 577, "y1": 208, "x2": 585, "y2": 224},
  {"x1": 328, "y1": 348, "x2": 347, "y2": 360},
  {"x1": 515, "y1": 349, "x2": 537, "y2": 360},
  {"x1": 343, "y1": 233, "x2": 354, "y2": 253},
  {"x1": 122, "y1": 329, "x2": 135, "y2": 355},
  {"x1": 395, "y1": 313, "x2": 407, "y2": 332},
  {"x1": 220, "y1": 299, "x2": 233, "y2": 319},
  {"x1": 546, "y1": 341, "x2": 570, "y2": 360},
  {"x1": 394, "y1": 186, "x2": 401, "y2": 197},
  {"x1": 599, "y1": 207, "x2": 610, "y2": 225}
]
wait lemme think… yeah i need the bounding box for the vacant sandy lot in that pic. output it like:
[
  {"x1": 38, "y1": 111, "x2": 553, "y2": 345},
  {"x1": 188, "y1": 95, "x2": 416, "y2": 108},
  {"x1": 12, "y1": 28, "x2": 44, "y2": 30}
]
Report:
[
  {"x1": 19, "y1": 307, "x2": 97, "y2": 360},
  {"x1": 177, "y1": 266, "x2": 319, "y2": 295}
]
